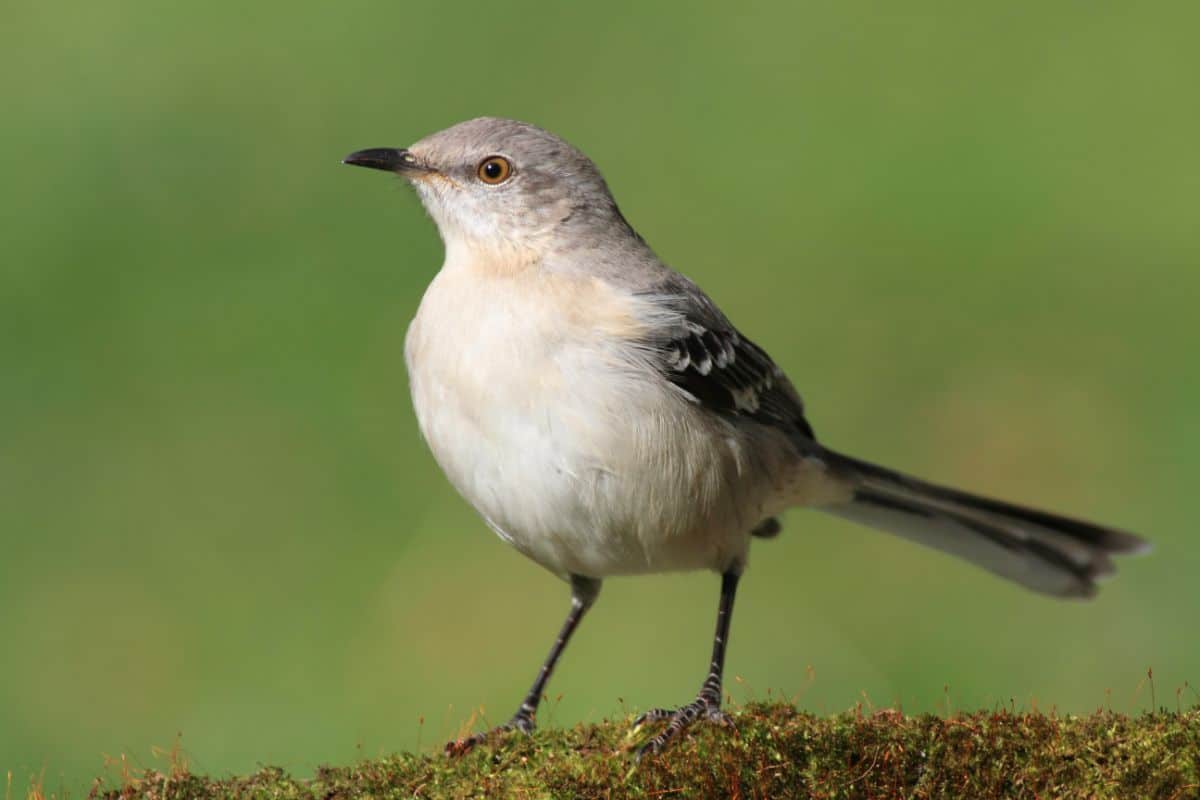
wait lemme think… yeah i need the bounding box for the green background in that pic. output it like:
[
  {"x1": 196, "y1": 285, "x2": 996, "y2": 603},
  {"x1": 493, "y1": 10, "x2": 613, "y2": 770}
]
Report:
[{"x1": 3, "y1": 1, "x2": 1197, "y2": 793}]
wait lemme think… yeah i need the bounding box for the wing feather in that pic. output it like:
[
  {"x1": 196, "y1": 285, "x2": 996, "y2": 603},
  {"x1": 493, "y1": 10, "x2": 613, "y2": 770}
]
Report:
[{"x1": 643, "y1": 291, "x2": 816, "y2": 443}]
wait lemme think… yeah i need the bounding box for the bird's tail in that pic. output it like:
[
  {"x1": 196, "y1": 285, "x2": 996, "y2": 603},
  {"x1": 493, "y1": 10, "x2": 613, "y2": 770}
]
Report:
[{"x1": 815, "y1": 448, "x2": 1149, "y2": 598}]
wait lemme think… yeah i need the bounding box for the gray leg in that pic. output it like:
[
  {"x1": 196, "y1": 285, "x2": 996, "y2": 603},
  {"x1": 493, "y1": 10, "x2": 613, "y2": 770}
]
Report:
[
  {"x1": 446, "y1": 574, "x2": 600, "y2": 755},
  {"x1": 635, "y1": 568, "x2": 741, "y2": 758}
]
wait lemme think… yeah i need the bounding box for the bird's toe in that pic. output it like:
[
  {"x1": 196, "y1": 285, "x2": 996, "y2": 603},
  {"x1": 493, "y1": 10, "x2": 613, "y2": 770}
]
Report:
[
  {"x1": 633, "y1": 694, "x2": 733, "y2": 760},
  {"x1": 443, "y1": 731, "x2": 489, "y2": 757},
  {"x1": 444, "y1": 712, "x2": 535, "y2": 757}
]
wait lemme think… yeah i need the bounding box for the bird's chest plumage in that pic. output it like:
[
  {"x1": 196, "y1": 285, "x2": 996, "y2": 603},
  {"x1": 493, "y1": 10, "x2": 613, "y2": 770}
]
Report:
[{"x1": 403, "y1": 260, "x2": 755, "y2": 578}]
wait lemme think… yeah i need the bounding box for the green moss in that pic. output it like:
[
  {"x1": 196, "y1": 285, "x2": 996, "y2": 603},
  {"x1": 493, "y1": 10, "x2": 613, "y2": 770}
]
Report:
[{"x1": 90, "y1": 703, "x2": 1199, "y2": 799}]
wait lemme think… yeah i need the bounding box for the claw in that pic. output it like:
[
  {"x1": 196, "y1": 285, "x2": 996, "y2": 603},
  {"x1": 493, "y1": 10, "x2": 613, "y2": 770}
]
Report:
[
  {"x1": 444, "y1": 731, "x2": 488, "y2": 757},
  {"x1": 632, "y1": 707, "x2": 673, "y2": 728},
  {"x1": 632, "y1": 693, "x2": 734, "y2": 760},
  {"x1": 708, "y1": 708, "x2": 735, "y2": 727},
  {"x1": 443, "y1": 712, "x2": 534, "y2": 757}
]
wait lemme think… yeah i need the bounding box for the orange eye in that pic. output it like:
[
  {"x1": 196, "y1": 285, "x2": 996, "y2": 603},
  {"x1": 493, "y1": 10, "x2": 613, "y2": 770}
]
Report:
[{"x1": 477, "y1": 156, "x2": 513, "y2": 184}]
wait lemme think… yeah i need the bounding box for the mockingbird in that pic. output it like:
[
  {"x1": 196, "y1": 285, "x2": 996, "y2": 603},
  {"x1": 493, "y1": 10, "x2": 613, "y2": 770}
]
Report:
[{"x1": 343, "y1": 117, "x2": 1147, "y2": 758}]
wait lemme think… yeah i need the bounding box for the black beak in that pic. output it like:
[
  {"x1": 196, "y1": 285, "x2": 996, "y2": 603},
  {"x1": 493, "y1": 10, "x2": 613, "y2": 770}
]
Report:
[{"x1": 342, "y1": 147, "x2": 427, "y2": 174}]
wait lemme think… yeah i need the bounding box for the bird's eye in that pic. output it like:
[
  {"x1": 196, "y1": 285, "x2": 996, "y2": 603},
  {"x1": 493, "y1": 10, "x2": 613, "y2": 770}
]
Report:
[{"x1": 477, "y1": 156, "x2": 513, "y2": 184}]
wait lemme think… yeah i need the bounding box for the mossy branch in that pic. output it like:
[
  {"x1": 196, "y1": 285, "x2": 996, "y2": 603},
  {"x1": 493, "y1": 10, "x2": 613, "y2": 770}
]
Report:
[{"x1": 91, "y1": 702, "x2": 1199, "y2": 799}]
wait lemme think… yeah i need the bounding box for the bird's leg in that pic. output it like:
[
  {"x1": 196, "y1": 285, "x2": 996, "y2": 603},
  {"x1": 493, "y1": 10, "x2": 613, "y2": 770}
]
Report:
[
  {"x1": 634, "y1": 568, "x2": 740, "y2": 759},
  {"x1": 445, "y1": 574, "x2": 600, "y2": 756}
]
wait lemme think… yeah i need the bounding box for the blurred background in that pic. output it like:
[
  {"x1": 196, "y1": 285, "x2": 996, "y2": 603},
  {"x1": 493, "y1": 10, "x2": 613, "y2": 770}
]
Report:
[{"x1": 2, "y1": 0, "x2": 1197, "y2": 792}]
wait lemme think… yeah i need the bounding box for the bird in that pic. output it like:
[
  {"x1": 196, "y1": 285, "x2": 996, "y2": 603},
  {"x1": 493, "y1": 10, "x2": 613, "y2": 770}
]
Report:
[{"x1": 342, "y1": 117, "x2": 1148, "y2": 759}]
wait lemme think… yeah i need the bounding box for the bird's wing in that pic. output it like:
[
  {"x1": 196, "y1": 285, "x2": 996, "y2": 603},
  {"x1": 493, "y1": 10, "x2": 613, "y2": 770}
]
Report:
[{"x1": 640, "y1": 285, "x2": 816, "y2": 443}]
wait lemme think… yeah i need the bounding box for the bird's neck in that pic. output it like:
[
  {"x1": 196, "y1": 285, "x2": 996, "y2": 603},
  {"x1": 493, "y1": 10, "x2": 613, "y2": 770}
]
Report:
[{"x1": 440, "y1": 234, "x2": 543, "y2": 279}]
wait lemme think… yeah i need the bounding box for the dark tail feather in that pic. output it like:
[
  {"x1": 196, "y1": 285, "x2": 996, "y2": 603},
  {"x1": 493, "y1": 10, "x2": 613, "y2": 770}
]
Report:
[{"x1": 817, "y1": 448, "x2": 1149, "y2": 599}]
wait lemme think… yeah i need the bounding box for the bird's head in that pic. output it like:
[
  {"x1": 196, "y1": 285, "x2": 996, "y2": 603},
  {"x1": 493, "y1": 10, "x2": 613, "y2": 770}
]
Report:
[{"x1": 344, "y1": 117, "x2": 624, "y2": 264}]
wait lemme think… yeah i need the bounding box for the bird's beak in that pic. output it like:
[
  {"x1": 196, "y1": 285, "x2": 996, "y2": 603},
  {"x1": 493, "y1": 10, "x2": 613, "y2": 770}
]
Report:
[{"x1": 342, "y1": 147, "x2": 430, "y2": 175}]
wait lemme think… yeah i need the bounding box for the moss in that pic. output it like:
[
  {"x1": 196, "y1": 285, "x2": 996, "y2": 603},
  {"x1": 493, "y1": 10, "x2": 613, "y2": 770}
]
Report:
[{"x1": 89, "y1": 703, "x2": 1200, "y2": 799}]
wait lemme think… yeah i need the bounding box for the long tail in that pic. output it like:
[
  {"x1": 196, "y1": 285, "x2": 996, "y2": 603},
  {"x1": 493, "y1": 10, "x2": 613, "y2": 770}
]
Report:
[{"x1": 816, "y1": 448, "x2": 1150, "y2": 599}]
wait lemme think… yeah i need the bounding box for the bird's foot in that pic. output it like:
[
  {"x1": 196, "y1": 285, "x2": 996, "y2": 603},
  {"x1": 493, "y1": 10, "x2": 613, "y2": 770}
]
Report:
[
  {"x1": 632, "y1": 690, "x2": 733, "y2": 759},
  {"x1": 443, "y1": 711, "x2": 534, "y2": 757}
]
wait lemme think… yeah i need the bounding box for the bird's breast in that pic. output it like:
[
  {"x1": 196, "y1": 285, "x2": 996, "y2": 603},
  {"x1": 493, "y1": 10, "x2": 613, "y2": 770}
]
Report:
[{"x1": 403, "y1": 260, "x2": 760, "y2": 577}]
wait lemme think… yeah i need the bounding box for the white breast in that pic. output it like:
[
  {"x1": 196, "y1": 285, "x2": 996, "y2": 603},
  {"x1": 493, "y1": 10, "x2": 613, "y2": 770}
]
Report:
[{"x1": 403, "y1": 258, "x2": 770, "y2": 579}]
